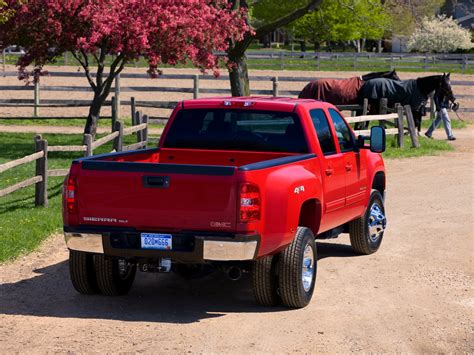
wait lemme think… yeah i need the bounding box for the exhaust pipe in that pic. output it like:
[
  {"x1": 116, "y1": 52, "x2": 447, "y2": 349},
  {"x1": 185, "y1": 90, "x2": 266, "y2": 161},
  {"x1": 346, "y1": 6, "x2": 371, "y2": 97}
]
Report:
[{"x1": 227, "y1": 266, "x2": 242, "y2": 281}]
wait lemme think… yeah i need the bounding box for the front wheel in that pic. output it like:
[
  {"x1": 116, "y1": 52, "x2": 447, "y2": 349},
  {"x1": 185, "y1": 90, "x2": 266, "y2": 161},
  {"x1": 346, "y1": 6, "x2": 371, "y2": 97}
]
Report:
[
  {"x1": 278, "y1": 227, "x2": 317, "y2": 308},
  {"x1": 349, "y1": 190, "x2": 387, "y2": 255}
]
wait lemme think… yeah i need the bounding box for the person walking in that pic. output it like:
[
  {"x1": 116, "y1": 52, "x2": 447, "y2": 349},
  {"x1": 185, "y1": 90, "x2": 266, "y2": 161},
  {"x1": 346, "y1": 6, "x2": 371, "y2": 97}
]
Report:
[{"x1": 425, "y1": 90, "x2": 456, "y2": 141}]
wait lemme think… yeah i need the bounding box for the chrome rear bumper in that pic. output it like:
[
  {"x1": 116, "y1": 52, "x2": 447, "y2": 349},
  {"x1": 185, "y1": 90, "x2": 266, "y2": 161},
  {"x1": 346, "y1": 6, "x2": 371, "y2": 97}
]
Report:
[
  {"x1": 65, "y1": 233, "x2": 104, "y2": 254},
  {"x1": 64, "y1": 230, "x2": 258, "y2": 261}
]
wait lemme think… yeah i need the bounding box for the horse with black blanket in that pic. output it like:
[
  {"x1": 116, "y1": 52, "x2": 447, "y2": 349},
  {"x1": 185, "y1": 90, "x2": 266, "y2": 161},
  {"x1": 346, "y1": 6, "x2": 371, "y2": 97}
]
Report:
[
  {"x1": 298, "y1": 70, "x2": 400, "y2": 105},
  {"x1": 358, "y1": 73, "x2": 456, "y2": 132}
]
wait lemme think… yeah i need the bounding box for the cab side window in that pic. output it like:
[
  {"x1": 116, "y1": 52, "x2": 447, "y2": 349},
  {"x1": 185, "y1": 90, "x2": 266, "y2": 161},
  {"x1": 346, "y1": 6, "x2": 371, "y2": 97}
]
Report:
[
  {"x1": 310, "y1": 109, "x2": 337, "y2": 155},
  {"x1": 328, "y1": 109, "x2": 355, "y2": 152}
]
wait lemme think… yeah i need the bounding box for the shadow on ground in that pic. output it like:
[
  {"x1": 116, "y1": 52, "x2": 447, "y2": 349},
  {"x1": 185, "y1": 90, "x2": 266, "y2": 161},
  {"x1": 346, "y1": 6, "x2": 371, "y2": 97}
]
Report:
[{"x1": 0, "y1": 241, "x2": 358, "y2": 324}]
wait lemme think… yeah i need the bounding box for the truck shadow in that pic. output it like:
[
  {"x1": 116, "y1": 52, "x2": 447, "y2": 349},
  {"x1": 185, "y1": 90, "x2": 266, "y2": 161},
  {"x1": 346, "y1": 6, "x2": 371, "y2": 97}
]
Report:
[{"x1": 0, "y1": 242, "x2": 358, "y2": 324}]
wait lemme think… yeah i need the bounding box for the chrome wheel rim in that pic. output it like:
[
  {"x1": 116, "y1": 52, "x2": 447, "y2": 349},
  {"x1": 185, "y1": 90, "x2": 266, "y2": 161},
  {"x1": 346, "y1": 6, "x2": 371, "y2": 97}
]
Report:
[
  {"x1": 302, "y1": 244, "x2": 315, "y2": 292},
  {"x1": 368, "y1": 203, "x2": 386, "y2": 243}
]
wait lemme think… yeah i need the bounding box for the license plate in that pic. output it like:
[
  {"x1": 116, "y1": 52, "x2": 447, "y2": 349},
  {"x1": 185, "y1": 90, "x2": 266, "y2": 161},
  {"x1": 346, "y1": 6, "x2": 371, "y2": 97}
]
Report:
[{"x1": 140, "y1": 233, "x2": 172, "y2": 250}]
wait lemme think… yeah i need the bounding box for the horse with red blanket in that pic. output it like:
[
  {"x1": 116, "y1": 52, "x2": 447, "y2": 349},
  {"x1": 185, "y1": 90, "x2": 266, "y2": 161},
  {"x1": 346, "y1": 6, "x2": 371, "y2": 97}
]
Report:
[{"x1": 298, "y1": 70, "x2": 400, "y2": 105}]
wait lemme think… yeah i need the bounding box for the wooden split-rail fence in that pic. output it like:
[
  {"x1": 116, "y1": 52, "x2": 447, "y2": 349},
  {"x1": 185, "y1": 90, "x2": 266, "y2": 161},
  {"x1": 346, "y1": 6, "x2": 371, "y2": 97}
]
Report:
[{"x1": 0, "y1": 111, "x2": 149, "y2": 206}]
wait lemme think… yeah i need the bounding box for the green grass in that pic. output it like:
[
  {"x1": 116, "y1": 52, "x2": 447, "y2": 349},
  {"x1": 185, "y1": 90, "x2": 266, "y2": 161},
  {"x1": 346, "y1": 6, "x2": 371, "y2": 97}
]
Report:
[
  {"x1": 0, "y1": 132, "x2": 141, "y2": 263},
  {"x1": 382, "y1": 135, "x2": 454, "y2": 159},
  {"x1": 5, "y1": 52, "x2": 473, "y2": 74}
]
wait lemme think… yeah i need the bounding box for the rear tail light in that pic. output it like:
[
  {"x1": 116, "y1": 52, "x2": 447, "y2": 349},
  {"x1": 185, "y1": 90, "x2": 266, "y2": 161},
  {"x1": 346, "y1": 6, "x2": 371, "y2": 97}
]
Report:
[
  {"x1": 240, "y1": 183, "x2": 261, "y2": 222},
  {"x1": 66, "y1": 176, "x2": 77, "y2": 213}
]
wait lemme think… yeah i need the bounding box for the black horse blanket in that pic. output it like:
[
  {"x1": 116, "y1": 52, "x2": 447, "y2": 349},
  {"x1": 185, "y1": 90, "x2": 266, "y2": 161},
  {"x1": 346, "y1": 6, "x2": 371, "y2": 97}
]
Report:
[
  {"x1": 358, "y1": 78, "x2": 427, "y2": 111},
  {"x1": 299, "y1": 77, "x2": 363, "y2": 105}
]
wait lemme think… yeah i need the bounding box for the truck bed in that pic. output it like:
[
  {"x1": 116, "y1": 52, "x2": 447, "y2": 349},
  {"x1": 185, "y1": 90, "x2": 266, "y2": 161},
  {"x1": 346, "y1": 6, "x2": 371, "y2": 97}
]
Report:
[{"x1": 69, "y1": 148, "x2": 311, "y2": 233}]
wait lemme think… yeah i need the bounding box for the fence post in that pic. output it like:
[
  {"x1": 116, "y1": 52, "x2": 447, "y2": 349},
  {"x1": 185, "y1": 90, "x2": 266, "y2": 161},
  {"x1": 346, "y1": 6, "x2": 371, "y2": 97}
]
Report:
[
  {"x1": 353, "y1": 53, "x2": 357, "y2": 70},
  {"x1": 462, "y1": 55, "x2": 467, "y2": 74},
  {"x1": 84, "y1": 134, "x2": 93, "y2": 157},
  {"x1": 280, "y1": 52, "x2": 284, "y2": 70},
  {"x1": 63, "y1": 52, "x2": 68, "y2": 66},
  {"x1": 193, "y1": 74, "x2": 200, "y2": 99},
  {"x1": 113, "y1": 121, "x2": 123, "y2": 152},
  {"x1": 135, "y1": 111, "x2": 143, "y2": 143},
  {"x1": 272, "y1": 76, "x2": 279, "y2": 97},
  {"x1": 396, "y1": 104, "x2": 404, "y2": 148},
  {"x1": 379, "y1": 98, "x2": 388, "y2": 128},
  {"x1": 34, "y1": 135, "x2": 48, "y2": 207},
  {"x1": 142, "y1": 114, "x2": 148, "y2": 149},
  {"x1": 316, "y1": 55, "x2": 320, "y2": 71},
  {"x1": 34, "y1": 80, "x2": 40, "y2": 117},
  {"x1": 423, "y1": 53, "x2": 428, "y2": 70},
  {"x1": 130, "y1": 97, "x2": 136, "y2": 125},
  {"x1": 114, "y1": 73, "x2": 121, "y2": 119},
  {"x1": 111, "y1": 96, "x2": 117, "y2": 133},
  {"x1": 390, "y1": 53, "x2": 393, "y2": 70},
  {"x1": 2, "y1": 49, "x2": 5, "y2": 76},
  {"x1": 404, "y1": 105, "x2": 420, "y2": 148}
]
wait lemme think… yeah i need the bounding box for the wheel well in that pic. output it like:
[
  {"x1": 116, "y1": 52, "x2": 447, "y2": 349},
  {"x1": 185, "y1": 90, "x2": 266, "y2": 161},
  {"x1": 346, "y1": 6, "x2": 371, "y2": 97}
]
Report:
[
  {"x1": 372, "y1": 172, "x2": 385, "y2": 195},
  {"x1": 298, "y1": 199, "x2": 322, "y2": 235}
]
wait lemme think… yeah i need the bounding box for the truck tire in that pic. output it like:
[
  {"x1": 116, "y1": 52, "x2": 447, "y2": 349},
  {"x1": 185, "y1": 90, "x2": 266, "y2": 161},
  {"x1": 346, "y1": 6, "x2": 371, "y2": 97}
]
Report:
[
  {"x1": 69, "y1": 250, "x2": 99, "y2": 294},
  {"x1": 349, "y1": 190, "x2": 387, "y2": 255},
  {"x1": 252, "y1": 255, "x2": 280, "y2": 306},
  {"x1": 94, "y1": 255, "x2": 136, "y2": 296},
  {"x1": 278, "y1": 227, "x2": 317, "y2": 308}
]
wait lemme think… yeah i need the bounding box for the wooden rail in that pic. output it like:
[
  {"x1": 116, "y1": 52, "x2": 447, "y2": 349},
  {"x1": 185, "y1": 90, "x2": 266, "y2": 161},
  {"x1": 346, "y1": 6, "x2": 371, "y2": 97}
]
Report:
[{"x1": 0, "y1": 113, "x2": 149, "y2": 205}]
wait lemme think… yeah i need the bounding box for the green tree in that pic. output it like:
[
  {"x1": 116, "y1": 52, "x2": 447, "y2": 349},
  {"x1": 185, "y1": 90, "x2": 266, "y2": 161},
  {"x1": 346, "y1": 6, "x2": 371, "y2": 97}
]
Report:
[
  {"x1": 384, "y1": 0, "x2": 444, "y2": 36},
  {"x1": 291, "y1": 0, "x2": 391, "y2": 52},
  {"x1": 227, "y1": 0, "x2": 323, "y2": 96},
  {"x1": 0, "y1": 0, "x2": 14, "y2": 24}
]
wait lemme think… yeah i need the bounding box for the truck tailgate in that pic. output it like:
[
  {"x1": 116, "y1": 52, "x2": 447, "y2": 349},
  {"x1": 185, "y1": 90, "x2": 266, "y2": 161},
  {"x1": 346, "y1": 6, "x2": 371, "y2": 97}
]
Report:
[{"x1": 76, "y1": 162, "x2": 238, "y2": 231}]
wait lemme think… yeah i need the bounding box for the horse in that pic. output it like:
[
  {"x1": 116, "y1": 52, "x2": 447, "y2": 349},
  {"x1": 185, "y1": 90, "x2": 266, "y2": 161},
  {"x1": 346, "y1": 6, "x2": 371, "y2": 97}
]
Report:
[
  {"x1": 298, "y1": 70, "x2": 400, "y2": 105},
  {"x1": 357, "y1": 73, "x2": 456, "y2": 132}
]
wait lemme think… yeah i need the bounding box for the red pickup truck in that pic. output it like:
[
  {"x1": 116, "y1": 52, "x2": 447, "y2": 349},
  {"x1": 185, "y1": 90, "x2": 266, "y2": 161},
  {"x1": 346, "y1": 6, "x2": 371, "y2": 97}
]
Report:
[{"x1": 63, "y1": 97, "x2": 387, "y2": 308}]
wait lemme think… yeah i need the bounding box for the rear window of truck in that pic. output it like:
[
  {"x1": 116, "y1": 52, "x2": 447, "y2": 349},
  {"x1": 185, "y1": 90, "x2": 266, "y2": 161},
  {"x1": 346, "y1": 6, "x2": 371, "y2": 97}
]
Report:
[{"x1": 163, "y1": 109, "x2": 309, "y2": 153}]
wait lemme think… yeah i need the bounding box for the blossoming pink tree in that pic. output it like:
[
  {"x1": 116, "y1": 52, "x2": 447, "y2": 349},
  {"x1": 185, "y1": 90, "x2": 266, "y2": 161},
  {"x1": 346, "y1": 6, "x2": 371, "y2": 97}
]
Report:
[{"x1": 0, "y1": 0, "x2": 249, "y2": 137}]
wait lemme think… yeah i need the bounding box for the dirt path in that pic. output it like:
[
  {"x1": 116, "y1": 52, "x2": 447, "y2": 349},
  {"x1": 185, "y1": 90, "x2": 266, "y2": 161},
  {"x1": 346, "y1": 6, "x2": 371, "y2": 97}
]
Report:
[
  {"x1": 0, "y1": 130, "x2": 473, "y2": 353},
  {"x1": 0, "y1": 124, "x2": 164, "y2": 135}
]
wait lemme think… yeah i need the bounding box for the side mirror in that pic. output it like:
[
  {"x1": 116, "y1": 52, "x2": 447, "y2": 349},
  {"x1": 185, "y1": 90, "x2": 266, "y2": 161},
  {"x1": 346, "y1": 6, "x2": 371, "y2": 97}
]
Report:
[{"x1": 370, "y1": 126, "x2": 386, "y2": 153}]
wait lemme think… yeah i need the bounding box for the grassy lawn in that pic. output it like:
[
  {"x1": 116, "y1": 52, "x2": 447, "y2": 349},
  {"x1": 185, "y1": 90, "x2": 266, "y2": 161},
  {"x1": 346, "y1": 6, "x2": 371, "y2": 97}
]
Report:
[
  {"x1": 5, "y1": 52, "x2": 473, "y2": 75},
  {"x1": 0, "y1": 132, "x2": 140, "y2": 263}
]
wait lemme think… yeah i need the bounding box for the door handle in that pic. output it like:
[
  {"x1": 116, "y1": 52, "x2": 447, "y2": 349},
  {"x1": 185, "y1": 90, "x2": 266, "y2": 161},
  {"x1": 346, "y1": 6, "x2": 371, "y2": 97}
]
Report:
[
  {"x1": 325, "y1": 168, "x2": 334, "y2": 176},
  {"x1": 143, "y1": 176, "x2": 170, "y2": 188},
  {"x1": 345, "y1": 163, "x2": 353, "y2": 172}
]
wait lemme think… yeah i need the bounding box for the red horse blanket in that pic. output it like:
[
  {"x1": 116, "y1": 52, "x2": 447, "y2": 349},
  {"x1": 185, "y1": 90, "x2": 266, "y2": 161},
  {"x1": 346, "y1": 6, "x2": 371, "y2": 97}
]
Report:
[{"x1": 299, "y1": 77, "x2": 363, "y2": 105}]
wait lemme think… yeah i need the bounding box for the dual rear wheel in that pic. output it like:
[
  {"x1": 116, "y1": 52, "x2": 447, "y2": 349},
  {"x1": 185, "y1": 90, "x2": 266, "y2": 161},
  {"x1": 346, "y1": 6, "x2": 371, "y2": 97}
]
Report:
[
  {"x1": 253, "y1": 227, "x2": 317, "y2": 309},
  {"x1": 252, "y1": 190, "x2": 386, "y2": 308},
  {"x1": 69, "y1": 251, "x2": 136, "y2": 296}
]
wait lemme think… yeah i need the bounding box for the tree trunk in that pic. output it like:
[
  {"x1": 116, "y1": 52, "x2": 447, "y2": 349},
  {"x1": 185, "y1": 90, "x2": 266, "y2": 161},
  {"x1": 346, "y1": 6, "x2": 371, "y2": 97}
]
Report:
[
  {"x1": 84, "y1": 93, "x2": 103, "y2": 139},
  {"x1": 228, "y1": 53, "x2": 250, "y2": 97}
]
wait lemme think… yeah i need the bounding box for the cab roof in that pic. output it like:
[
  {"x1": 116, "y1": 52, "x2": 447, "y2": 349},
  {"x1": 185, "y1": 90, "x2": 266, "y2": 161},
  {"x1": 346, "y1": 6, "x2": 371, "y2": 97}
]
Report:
[{"x1": 182, "y1": 96, "x2": 334, "y2": 112}]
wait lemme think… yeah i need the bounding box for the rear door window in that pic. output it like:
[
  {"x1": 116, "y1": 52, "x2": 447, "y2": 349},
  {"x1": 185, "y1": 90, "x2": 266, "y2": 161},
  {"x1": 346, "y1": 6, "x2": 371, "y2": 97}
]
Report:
[
  {"x1": 309, "y1": 109, "x2": 337, "y2": 155},
  {"x1": 328, "y1": 109, "x2": 355, "y2": 152},
  {"x1": 164, "y1": 109, "x2": 309, "y2": 153}
]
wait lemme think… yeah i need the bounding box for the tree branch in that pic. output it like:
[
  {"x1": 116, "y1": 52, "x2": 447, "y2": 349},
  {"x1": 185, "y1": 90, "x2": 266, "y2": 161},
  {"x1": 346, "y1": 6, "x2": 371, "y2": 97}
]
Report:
[
  {"x1": 255, "y1": 0, "x2": 323, "y2": 38},
  {"x1": 71, "y1": 50, "x2": 97, "y2": 91},
  {"x1": 99, "y1": 54, "x2": 125, "y2": 102},
  {"x1": 229, "y1": 0, "x2": 323, "y2": 57}
]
